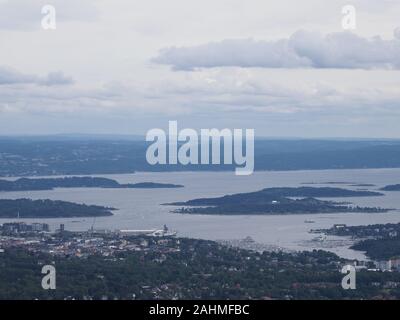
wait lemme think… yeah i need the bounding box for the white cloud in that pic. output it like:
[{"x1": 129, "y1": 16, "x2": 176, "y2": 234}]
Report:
[
  {"x1": 153, "y1": 29, "x2": 400, "y2": 70},
  {"x1": 0, "y1": 0, "x2": 97, "y2": 30}
]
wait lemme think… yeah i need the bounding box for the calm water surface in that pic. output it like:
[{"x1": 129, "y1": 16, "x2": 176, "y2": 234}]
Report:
[{"x1": 2, "y1": 168, "x2": 400, "y2": 260}]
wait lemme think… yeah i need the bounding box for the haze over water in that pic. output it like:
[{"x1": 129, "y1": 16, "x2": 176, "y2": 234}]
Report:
[{"x1": 1, "y1": 168, "x2": 400, "y2": 260}]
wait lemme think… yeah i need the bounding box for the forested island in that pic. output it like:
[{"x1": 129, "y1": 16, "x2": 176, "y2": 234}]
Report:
[
  {"x1": 381, "y1": 184, "x2": 400, "y2": 191},
  {"x1": 0, "y1": 177, "x2": 183, "y2": 192},
  {"x1": 239, "y1": 187, "x2": 382, "y2": 198},
  {"x1": 166, "y1": 187, "x2": 388, "y2": 215},
  {"x1": 0, "y1": 199, "x2": 114, "y2": 218},
  {"x1": 127, "y1": 182, "x2": 183, "y2": 189},
  {"x1": 303, "y1": 182, "x2": 375, "y2": 187}
]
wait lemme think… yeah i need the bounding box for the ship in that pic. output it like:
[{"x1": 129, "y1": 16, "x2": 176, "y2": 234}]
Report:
[
  {"x1": 151, "y1": 225, "x2": 177, "y2": 237},
  {"x1": 118, "y1": 224, "x2": 177, "y2": 237}
]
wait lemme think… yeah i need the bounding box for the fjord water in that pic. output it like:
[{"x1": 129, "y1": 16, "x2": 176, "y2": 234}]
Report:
[{"x1": 1, "y1": 168, "x2": 400, "y2": 260}]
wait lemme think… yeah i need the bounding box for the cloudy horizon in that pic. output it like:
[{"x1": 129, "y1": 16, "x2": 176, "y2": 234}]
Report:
[{"x1": 1, "y1": 0, "x2": 400, "y2": 138}]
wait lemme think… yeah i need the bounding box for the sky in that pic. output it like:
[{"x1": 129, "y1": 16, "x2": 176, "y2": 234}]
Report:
[{"x1": 0, "y1": 0, "x2": 400, "y2": 138}]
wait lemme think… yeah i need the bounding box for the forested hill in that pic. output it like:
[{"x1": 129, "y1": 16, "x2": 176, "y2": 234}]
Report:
[{"x1": 1, "y1": 138, "x2": 400, "y2": 176}]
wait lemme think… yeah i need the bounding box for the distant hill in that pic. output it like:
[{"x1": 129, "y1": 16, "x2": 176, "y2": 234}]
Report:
[{"x1": 1, "y1": 138, "x2": 400, "y2": 176}]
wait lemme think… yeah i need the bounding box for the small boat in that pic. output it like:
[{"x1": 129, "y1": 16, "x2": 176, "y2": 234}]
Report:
[{"x1": 304, "y1": 220, "x2": 315, "y2": 224}]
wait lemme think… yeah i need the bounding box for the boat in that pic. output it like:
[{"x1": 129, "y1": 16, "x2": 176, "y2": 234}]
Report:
[
  {"x1": 117, "y1": 225, "x2": 177, "y2": 237},
  {"x1": 118, "y1": 229, "x2": 156, "y2": 236},
  {"x1": 304, "y1": 220, "x2": 315, "y2": 224},
  {"x1": 151, "y1": 225, "x2": 177, "y2": 237}
]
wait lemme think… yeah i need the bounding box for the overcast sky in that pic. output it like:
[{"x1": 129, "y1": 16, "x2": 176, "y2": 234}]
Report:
[{"x1": 0, "y1": 0, "x2": 400, "y2": 138}]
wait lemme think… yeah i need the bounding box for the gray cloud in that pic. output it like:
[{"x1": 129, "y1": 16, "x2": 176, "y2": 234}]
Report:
[
  {"x1": 1, "y1": 68, "x2": 400, "y2": 138},
  {"x1": 1, "y1": 0, "x2": 400, "y2": 137},
  {"x1": 40, "y1": 72, "x2": 74, "y2": 86},
  {"x1": 153, "y1": 30, "x2": 400, "y2": 70},
  {"x1": 0, "y1": 66, "x2": 73, "y2": 86},
  {"x1": 0, "y1": 67, "x2": 37, "y2": 84}
]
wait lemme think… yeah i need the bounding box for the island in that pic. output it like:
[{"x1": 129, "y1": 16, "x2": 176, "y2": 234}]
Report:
[
  {"x1": 349, "y1": 184, "x2": 376, "y2": 187},
  {"x1": 0, "y1": 177, "x2": 183, "y2": 192},
  {"x1": 381, "y1": 184, "x2": 400, "y2": 191},
  {"x1": 302, "y1": 181, "x2": 355, "y2": 185},
  {"x1": 0, "y1": 198, "x2": 114, "y2": 218},
  {"x1": 126, "y1": 182, "x2": 183, "y2": 189},
  {"x1": 165, "y1": 187, "x2": 388, "y2": 215},
  {"x1": 302, "y1": 182, "x2": 376, "y2": 187}
]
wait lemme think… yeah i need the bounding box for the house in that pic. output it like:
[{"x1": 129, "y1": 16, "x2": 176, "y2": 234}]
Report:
[
  {"x1": 375, "y1": 260, "x2": 392, "y2": 271},
  {"x1": 389, "y1": 258, "x2": 400, "y2": 271}
]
